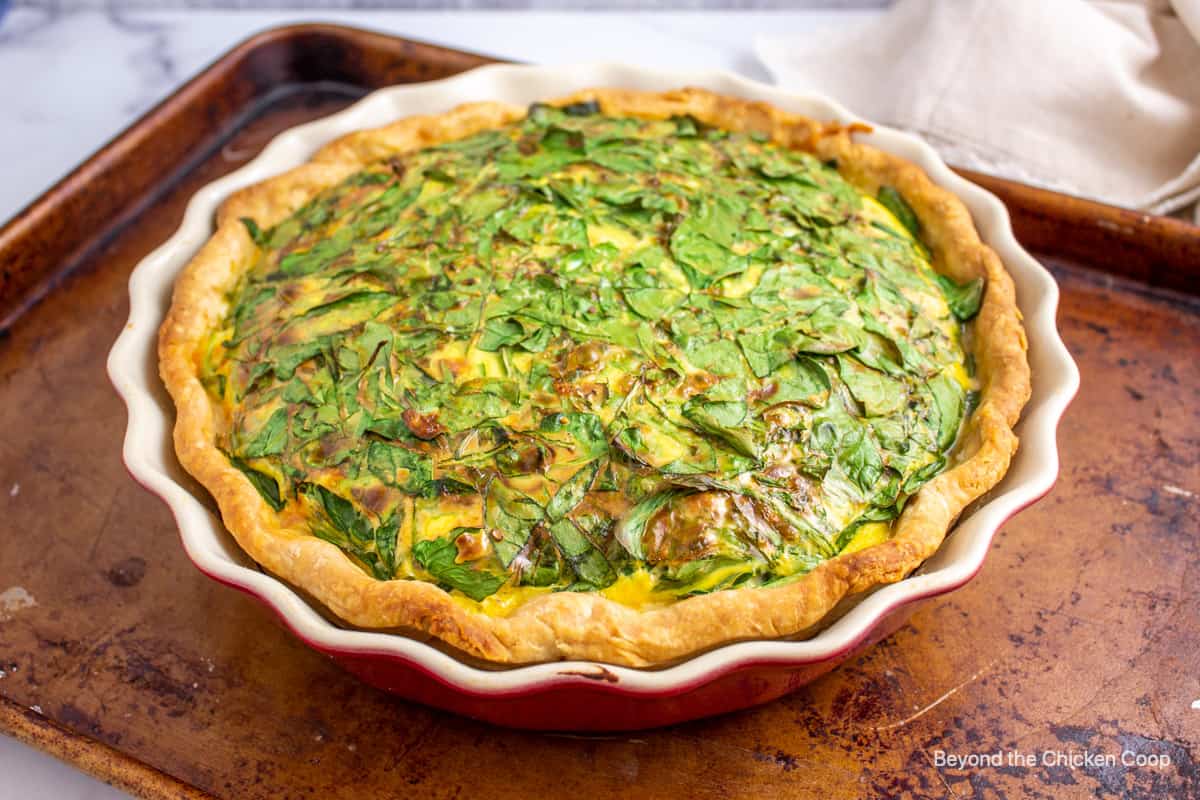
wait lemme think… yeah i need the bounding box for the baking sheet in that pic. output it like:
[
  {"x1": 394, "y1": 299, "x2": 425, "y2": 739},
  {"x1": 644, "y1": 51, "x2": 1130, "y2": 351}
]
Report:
[{"x1": 0, "y1": 24, "x2": 1196, "y2": 799}]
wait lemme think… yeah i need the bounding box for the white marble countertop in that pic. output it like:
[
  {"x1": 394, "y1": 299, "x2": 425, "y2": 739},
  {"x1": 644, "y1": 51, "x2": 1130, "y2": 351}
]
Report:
[
  {"x1": 0, "y1": 7, "x2": 876, "y2": 798},
  {"x1": 0, "y1": 7, "x2": 878, "y2": 227}
]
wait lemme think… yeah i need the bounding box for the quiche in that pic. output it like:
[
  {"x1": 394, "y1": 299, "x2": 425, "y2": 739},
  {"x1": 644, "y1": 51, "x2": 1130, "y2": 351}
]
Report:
[{"x1": 159, "y1": 88, "x2": 1030, "y2": 666}]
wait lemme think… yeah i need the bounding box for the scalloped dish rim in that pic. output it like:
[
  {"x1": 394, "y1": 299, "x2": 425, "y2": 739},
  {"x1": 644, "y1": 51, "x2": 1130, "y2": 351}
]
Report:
[{"x1": 107, "y1": 62, "x2": 1079, "y2": 695}]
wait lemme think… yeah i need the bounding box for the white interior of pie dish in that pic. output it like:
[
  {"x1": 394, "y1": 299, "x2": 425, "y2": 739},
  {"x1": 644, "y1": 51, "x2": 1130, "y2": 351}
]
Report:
[{"x1": 108, "y1": 62, "x2": 1079, "y2": 694}]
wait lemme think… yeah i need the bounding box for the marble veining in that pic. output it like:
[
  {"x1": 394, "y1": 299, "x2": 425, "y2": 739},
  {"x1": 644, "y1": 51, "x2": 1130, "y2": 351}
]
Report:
[{"x1": 0, "y1": 7, "x2": 874, "y2": 225}]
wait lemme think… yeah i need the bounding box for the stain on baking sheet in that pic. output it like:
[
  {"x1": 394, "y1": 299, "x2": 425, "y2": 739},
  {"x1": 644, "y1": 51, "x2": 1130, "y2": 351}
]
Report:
[
  {"x1": 0, "y1": 586, "x2": 35, "y2": 621},
  {"x1": 106, "y1": 557, "x2": 147, "y2": 588}
]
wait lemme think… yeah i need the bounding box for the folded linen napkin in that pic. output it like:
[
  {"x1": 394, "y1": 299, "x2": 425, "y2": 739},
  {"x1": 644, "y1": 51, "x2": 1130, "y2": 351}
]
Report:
[{"x1": 757, "y1": 0, "x2": 1200, "y2": 221}]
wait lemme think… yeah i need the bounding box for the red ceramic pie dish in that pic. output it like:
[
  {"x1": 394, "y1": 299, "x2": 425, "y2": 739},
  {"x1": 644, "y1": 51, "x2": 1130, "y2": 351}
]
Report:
[{"x1": 108, "y1": 63, "x2": 1078, "y2": 731}]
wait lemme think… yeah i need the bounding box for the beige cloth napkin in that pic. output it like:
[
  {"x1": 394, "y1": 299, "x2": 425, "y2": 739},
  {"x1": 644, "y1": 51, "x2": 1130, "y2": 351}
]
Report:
[{"x1": 757, "y1": 0, "x2": 1200, "y2": 221}]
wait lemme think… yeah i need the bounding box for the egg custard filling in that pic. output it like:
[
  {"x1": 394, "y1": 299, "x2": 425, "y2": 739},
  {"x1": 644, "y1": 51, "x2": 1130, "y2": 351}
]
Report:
[{"x1": 200, "y1": 102, "x2": 984, "y2": 615}]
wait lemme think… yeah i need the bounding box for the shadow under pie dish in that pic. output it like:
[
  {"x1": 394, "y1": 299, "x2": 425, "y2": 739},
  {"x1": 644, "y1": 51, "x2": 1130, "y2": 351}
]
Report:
[{"x1": 157, "y1": 86, "x2": 1031, "y2": 668}]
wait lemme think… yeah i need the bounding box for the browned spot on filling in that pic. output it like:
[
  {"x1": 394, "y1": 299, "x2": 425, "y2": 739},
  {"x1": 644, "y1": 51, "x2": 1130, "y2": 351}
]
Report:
[
  {"x1": 351, "y1": 484, "x2": 394, "y2": 517},
  {"x1": 575, "y1": 492, "x2": 633, "y2": 520},
  {"x1": 556, "y1": 340, "x2": 611, "y2": 376},
  {"x1": 277, "y1": 283, "x2": 303, "y2": 305},
  {"x1": 730, "y1": 494, "x2": 781, "y2": 558},
  {"x1": 682, "y1": 371, "x2": 718, "y2": 398},
  {"x1": 761, "y1": 461, "x2": 816, "y2": 501},
  {"x1": 553, "y1": 378, "x2": 610, "y2": 409},
  {"x1": 454, "y1": 530, "x2": 490, "y2": 563},
  {"x1": 749, "y1": 379, "x2": 779, "y2": 404},
  {"x1": 643, "y1": 491, "x2": 731, "y2": 564},
  {"x1": 761, "y1": 405, "x2": 807, "y2": 438},
  {"x1": 497, "y1": 441, "x2": 544, "y2": 474},
  {"x1": 317, "y1": 433, "x2": 352, "y2": 462},
  {"x1": 403, "y1": 408, "x2": 445, "y2": 440}
]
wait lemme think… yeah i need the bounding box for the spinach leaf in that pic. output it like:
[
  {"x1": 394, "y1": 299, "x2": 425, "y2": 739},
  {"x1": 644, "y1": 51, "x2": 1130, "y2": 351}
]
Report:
[
  {"x1": 738, "y1": 325, "x2": 853, "y2": 381},
  {"x1": 412, "y1": 536, "x2": 506, "y2": 601},
  {"x1": 562, "y1": 100, "x2": 601, "y2": 117},
  {"x1": 927, "y1": 371, "x2": 966, "y2": 450},
  {"x1": 737, "y1": 331, "x2": 783, "y2": 379},
  {"x1": 366, "y1": 441, "x2": 433, "y2": 495},
  {"x1": 518, "y1": 324, "x2": 555, "y2": 353},
  {"x1": 520, "y1": 546, "x2": 564, "y2": 587},
  {"x1": 228, "y1": 455, "x2": 285, "y2": 512},
  {"x1": 837, "y1": 426, "x2": 885, "y2": 495},
  {"x1": 371, "y1": 516, "x2": 398, "y2": 577},
  {"x1": 545, "y1": 460, "x2": 601, "y2": 522},
  {"x1": 669, "y1": 196, "x2": 748, "y2": 289},
  {"x1": 771, "y1": 357, "x2": 831, "y2": 406},
  {"x1": 485, "y1": 481, "x2": 544, "y2": 567},
  {"x1": 303, "y1": 484, "x2": 399, "y2": 580},
  {"x1": 613, "y1": 489, "x2": 690, "y2": 559},
  {"x1": 312, "y1": 484, "x2": 373, "y2": 543},
  {"x1": 623, "y1": 287, "x2": 686, "y2": 320},
  {"x1": 681, "y1": 398, "x2": 760, "y2": 459},
  {"x1": 679, "y1": 337, "x2": 747, "y2": 382},
  {"x1": 746, "y1": 488, "x2": 837, "y2": 558},
  {"x1": 240, "y1": 217, "x2": 269, "y2": 248},
  {"x1": 228, "y1": 285, "x2": 276, "y2": 344},
  {"x1": 277, "y1": 228, "x2": 354, "y2": 276},
  {"x1": 838, "y1": 356, "x2": 907, "y2": 417},
  {"x1": 902, "y1": 456, "x2": 947, "y2": 494},
  {"x1": 657, "y1": 556, "x2": 758, "y2": 596},
  {"x1": 673, "y1": 114, "x2": 699, "y2": 136},
  {"x1": 936, "y1": 274, "x2": 985, "y2": 321},
  {"x1": 549, "y1": 519, "x2": 615, "y2": 588},
  {"x1": 435, "y1": 129, "x2": 509, "y2": 156},
  {"x1": 477, "y1": 318, "x2": 525, "y2": 352},
  {"x1": 285, "y1": 291, "x2": 395, "y2": 339},
  {"x1": 877, "y1": 186, "x2": 921, "y2": 239},
  {"x1": 267, "y1": 339, "x2": 327, "y2": 381},
  {"x1": 539, "y1": 411, "x2": 608, "y2": 459},
  {"x1": 240, "y1": 408, "x2": 288, "y2": 458}
]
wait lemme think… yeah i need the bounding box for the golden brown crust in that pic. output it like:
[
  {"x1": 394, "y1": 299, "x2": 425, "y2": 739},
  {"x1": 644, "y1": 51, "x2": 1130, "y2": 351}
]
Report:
[{"x1": 159, "y1": 88, "x2": 1031, "y2": 667}]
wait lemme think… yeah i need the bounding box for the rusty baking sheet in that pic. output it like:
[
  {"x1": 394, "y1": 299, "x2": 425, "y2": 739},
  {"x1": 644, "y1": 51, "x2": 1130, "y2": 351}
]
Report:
[{"x1": 0, "y1": 24, "x2": 1197, "y2": 800}]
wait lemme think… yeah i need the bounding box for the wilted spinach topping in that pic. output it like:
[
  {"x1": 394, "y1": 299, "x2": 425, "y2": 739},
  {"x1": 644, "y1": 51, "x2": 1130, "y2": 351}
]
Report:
[{"x1": 202, "y1": 104, "x2": 982, "y2": 608}]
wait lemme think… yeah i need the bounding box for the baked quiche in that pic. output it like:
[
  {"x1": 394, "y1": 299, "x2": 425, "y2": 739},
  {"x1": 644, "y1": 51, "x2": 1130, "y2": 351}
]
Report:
[{"x1": 160, "y1": 88, "x2": 1030, "y2": 666}]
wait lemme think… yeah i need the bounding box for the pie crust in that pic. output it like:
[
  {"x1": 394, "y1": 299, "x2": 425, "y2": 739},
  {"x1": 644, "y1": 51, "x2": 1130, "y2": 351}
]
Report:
[{"x1": 159, "y1": 88, "x2": 1031, "y2": 666}]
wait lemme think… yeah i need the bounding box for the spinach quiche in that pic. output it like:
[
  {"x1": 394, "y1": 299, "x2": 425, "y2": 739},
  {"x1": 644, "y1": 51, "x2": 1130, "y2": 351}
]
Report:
[{"x1": 160, "y1": 88, "x2": 1030, "y2": 666}]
